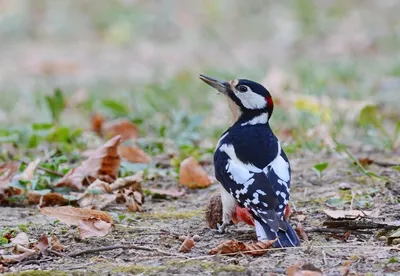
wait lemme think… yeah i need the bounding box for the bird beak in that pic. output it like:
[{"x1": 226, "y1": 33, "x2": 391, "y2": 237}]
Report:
[{"x1": 199, "y1": 74, "x2": 229, "y2": 95}]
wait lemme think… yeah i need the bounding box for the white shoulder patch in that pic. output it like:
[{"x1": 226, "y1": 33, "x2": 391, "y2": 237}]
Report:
[
  {"x1": 265, "y1": 141, "x2": 290, "y2": 182},
  {"x1": 219, "y1": 143, "x2": 262, "y2": 173}
]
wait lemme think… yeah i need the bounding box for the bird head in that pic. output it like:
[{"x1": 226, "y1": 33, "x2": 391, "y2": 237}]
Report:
[{"x1": 199, "y1": 74, "x2": 274, "y2": 123}]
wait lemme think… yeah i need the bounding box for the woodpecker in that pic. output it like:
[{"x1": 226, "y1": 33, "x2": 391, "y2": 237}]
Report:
[{"x1": 200, "y1": 74, "x2": 300, "y2": 247}]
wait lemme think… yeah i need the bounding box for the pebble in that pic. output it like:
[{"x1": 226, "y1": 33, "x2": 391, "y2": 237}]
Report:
[
  {"x1": 378, "y1": 236, "x2": 388, "y2": 242},
  {"x1": 392, "y1": 238, "x2": 400, "y2": 245},
  {"x1": 192, "y1": 234, "x2": 201, "y2": 241}
]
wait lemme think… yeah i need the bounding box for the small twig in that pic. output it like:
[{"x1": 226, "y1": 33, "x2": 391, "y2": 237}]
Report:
[
  {"x1": 323, "y1": 220, "x2": 399, "y2": 230},
  {"x1": 68, "y1": 244, "x2": 178, "y2": 258},
  {"x1": 21, "y1": 160, "x2": 64, "y2": 177},
  {"x1": 350, "y1": 191, "x2": 355, "y2": 211},
  {"x1": 322, "y1": 250, "x2": 327, "y2": 266},
  {"x1": 373, "y1": 161, "x2": 399, "y2": 167},
  {"x1": 305, "y1": 227, "x2": 374, "y2": 235},
  {"x1": 48, "y1": 249, "x2": 69, "y2": 258}
]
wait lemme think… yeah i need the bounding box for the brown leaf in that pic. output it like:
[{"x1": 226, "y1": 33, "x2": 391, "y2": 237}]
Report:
[
  {"x1": 323, "y1": 209, "x2": 371, "y2": 220},
  {"x1": 55, "y1": 136, "x2": 122, "y2": 191},
  {"x1": 36, "y1": 233, "x2": 49, "y2": 254},
  {"x1": 0, "y1": 162, "x2": 19, "y2": 188},
  {"x1": 108, "y1": 172, "x2": 143, "y2": 191},
  {"x1": 205, "y1": 193, "x2": 223, "y2": 229},
  {"x1": 357, "y1": 157, "x2": 374, "y2": 167},
  {"x1": 179, "y1": 157, "x2": 212, "y2": 189},
  {"x1": 19, "y1": 159, "x2": 41, "y2": 181},
  {"x1": 78, "y1": 218, "x2": 112, "y2": 238},
  {"x1": 209, "y1": 239, "x2": 276, "y2": 256},
  {"x1": 287, "y1": 262, "x2": 323, "y2": 276},
  {"x1": 148, "y1": 187, "x2": 185, "y2": 198},
  {"x1": 10, "y1": 232, "x2": 30, "y2": 247},
  {"x1": 40, "y1": 206, "x2": 113, "y2": 225},
  {"x1": 119, "y1": 145, "x2": 151, "y2": 164},
  {"x1": 77, "y1": 179, "x2": 116, "y2": 210},
  {"x1": 103, "y1": 118, "x2": 139, "y2": 141},
  {"x1": 91, "y1": 113, "x2": 105, "y2": 135},
  {"x1": 50, "y1": 235, "x2": 65, "y2": 252},
  {"x1": 178, "y1": 236, "x2": 195, "y2": 253},
  {"x1": 294, "y1": 214, "x2": 307, "y2": 222},
  {"x1": 0, "y1": 252, "x2": 35, "y2": 264},
  {"x1": 295, "y1": 223, "x2": 309, "y2": 242},
  {"x1": 28, "y1": 191, "x2": 71, "y2": 207},
  {"x1": 116, "y1": 188, "x2": 143, "y2": 212}
]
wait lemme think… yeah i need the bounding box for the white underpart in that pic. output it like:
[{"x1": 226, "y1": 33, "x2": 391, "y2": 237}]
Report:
[
  {"x1": 241, "y1": 113, "x2": 269, "y2": 126},
  {"x1": 235, "y1": 89, "x2": 267, "y2": 109},
  {"x1": 220, "y1": 187, "x2": 237, "y2": 224}
]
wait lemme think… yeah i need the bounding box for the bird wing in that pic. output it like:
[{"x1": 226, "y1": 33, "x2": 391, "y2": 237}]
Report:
[{"x1": 214, "y1": 150, "x2": 288, "y2": 232}]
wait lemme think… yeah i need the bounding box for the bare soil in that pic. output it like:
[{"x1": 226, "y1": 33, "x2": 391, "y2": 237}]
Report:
[{"x1": 2, "y1": 151, "x2": 399, "y2": 276}]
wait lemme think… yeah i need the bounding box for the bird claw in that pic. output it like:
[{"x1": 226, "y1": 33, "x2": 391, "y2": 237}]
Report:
[{"x1": 217, "y1": 222, "x2": 228, "y2": 234}]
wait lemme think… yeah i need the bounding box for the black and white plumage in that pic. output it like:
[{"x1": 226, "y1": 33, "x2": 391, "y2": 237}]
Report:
[{"x1": 200, "y1": 75, "x2": 300, "y2": 248}]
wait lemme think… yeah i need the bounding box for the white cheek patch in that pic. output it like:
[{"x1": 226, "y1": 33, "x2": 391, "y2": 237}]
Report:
[{"x1": 235, "y1": 91, "x2": 266, "y2": 109}]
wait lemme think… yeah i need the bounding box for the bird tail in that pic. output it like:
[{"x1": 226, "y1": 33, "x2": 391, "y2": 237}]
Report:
[{"x1": 255, "y1": 219, "x2": 300, "y2": 248}]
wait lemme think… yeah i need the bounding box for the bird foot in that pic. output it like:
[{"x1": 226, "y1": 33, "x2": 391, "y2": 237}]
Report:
[{"x1": 217, "y1": 222, "x2": 229, "y2": 234}]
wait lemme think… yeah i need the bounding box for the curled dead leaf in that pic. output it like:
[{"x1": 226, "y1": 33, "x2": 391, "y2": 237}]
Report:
[
  {"x1": 180, "y1": 157, "x2": 212, "y2": 189},
  {"x1": 116, "y1": 187, "x2": 143, "y2": 212},
  {"x1": 0, "y1": 251, "x2": 36, "y2": 264},
  {"x1": 28, "y1": 191, "x2": 71, "y2": 207},
  {"x1": 77, "y1": 179, "x2": 116, "y2": 210},
  {"x1": 19, "y1": 159, "x2": 41, "y2": 181},
  {"x1": 78, "y1": 217, "x2": 113, "y2": 239},
  {"x1": 119, "y1": 145, "x2": 151, "y2": 164},
  {"x1": 287, "y1": 262, "x2": 323, "y2": 276},
  {"x1": 148, "y1": 187, "x2": 185, "y2": 199},
  {"x1": 10, "y1": 232, "x2": 30, "y2": 247},
  {"x1": 36, "y1": 233, "x2": 49, "y2": 254},
  {"x1": 103, "y1": 118, "x2": 139, "y2": 141},
  {"x1": 91, "y1": 113, "x2": 105, "y2": 135},
  {"x1": 109, "y1": 171, "x2": 144, "y2": 191},
  {"x1": 209, "y1": 239, "x2": 276, "y2": 256},
  {"x1": 205, "y1": 193, "x2": 223, "y2": 229},
  {"x1": 295, "y1": 223, "x2": 309, "y2": 242},
  {"x1": 178, "y1": 236, "x2": 195, "y2": 253},
  {"x1": 0, "y1": 162, "x2": 19, "y2": 188},
  {"x1": 55, "y1": 136, "x2": 122, "y2": 191},
  {"x1": 50, "y1": 235, "x2": 65, "y2": 252},
  {"x1": 323, "y1": 209, "x2": 371, "y2": 220},
  {"x1": 40, "y1": 206, "x2": 113, "y2": 225}
]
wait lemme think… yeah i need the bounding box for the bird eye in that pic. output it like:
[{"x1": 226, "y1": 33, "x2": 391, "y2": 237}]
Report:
[{"x1": 237, "y1": 85, "x2": 248, "y2": 92}]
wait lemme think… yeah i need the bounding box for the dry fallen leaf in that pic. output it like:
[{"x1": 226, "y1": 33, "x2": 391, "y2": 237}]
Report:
[
  {"x1": 77, "y1": 179, "x2": 117, "y2": 210},
  {"x1": 10, "y1": 232, "x2": 30, "y2": 247},
  {"x1": 116, "y1": 187, "x2": 143, "y2": 212},
  {"x1": 287, "y1": 262, "x2": 323, "y2": 276},
  {"x1": 357, "y1": 157, "x2": 374, "y2": 167},
  {"x1": 295, "y1": 223, "x2": 309, "y2": 242},
  {"x1": 50, "y1": 235, "x2": 65, "y2": 252},
  {"x1": 209, "y1": 239, "x2": 276, "y2": 256},
  {"x1": 91, "y1": 113, "x2": 105, "y2": 135},
  {"x1": 0, "y1": 252, "x2": 36, "y2": 264},
  {"x1": 119, "y1": 145, "x2": 151, "y2": 164},
  {"x1": 148, "y1": 188, "x2": 185, "y2": 199},
  {"x1": 28, "y1": 191, "x2": 71, "y2": 207},
  {"x1": 323, "y1": 209, "x2": 371, "y2": 220},
  {"x1": 0, "y1": 162, "x2": 19, "y2": 188},
  {"x1": 103, "y1": 118, "x2": 140, "y2": 141},
  {"x1": 180, "y1": 157, "x2": 212, "y2": 189},
  {"x1": 19, "y1": 159, "x2": 41, "y2": 181},
  {"x1": 40, "y1": 206, "x2": 113, "y2": 225},
  {"x1": 78, "y1": 217, "x2": 112, "y2": 239},
  {"x1": 178, "y1": 236, "x2": 195, "y2": 253},
  {"x1": 55, "y1": 136, "x2": 122, "y2": 191},
  {"x1": 36, "y1": 233, "x2": 49, "y2": 254},
  {"x1": 109, "y1": 171, "x2": 144, "y2": 191}
]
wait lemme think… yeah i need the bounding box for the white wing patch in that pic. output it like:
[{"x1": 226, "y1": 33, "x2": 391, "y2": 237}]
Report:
[
  {"x1": 219, "y1": 144, "x2": 262, "y2": 173},
  {"x1": 226, "y1": 159, "x2": 254, "y2": 184}
]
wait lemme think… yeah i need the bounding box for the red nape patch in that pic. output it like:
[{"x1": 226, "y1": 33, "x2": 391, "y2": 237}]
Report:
[{"x1": 265, "y1": 96, "x2": 274, "y2": 108}]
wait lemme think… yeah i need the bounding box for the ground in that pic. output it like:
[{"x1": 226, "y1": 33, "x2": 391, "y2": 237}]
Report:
[{"x1": 0, "y1": 1, "x2": 400, "y2": 275}]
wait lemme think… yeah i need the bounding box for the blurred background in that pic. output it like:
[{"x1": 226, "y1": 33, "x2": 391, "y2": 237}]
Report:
[{"x1": 0, "y1": 0, "x2": 399, "y2": 152}]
